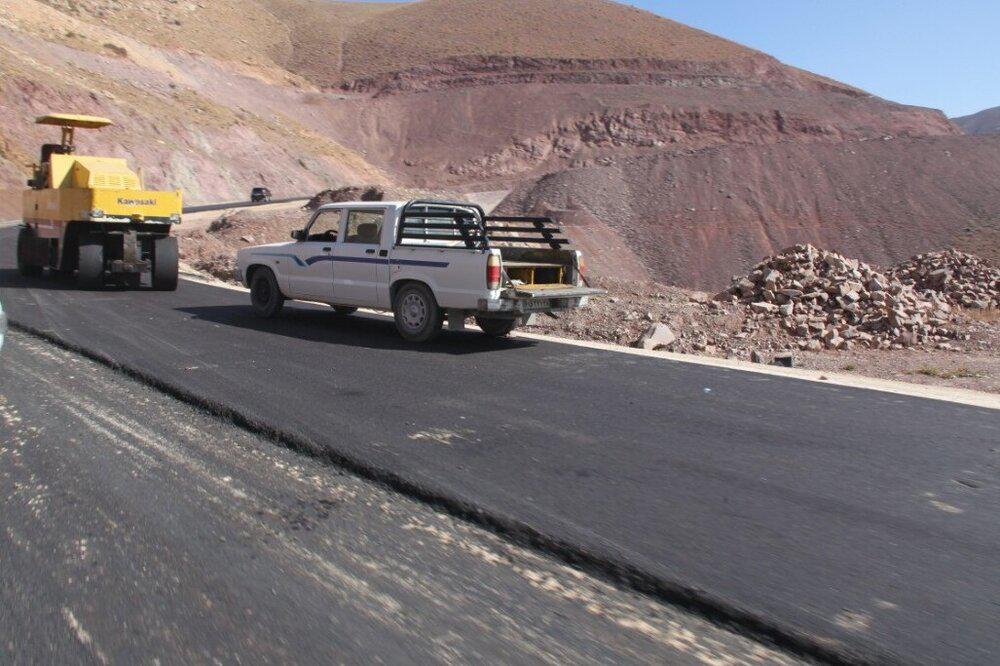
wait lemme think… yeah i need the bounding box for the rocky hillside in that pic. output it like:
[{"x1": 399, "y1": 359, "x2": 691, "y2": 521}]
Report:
[
  {"x1": 953, "y1": 106, "x2": 1000, "y2": 135},
  {"x1": 284, "y1": 0, "x2": 758, "y2": 86},
  {"x1": 499, "y1": 135, "x2": 1000, "y2": 288},
  {"x1": 2, "y1": 0, "x2": 997, "y2": 288},
  {"x1": 0, "y1": 0, "x2": 388, "y2": 205}
]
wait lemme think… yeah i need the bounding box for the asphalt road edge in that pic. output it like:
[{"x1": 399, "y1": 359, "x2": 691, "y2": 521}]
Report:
[
  {"x1": 514, "y1": 331, "x2": 1000, "y2": 410},
  {"x1": 6, "y1": 216, "x2": 998, "y2": 410},
  {"x1": 6, "y1": 319, "x2": 900, "y2": 666},
  {"x1": 179, "y1": 272, "x2": 1000, "y2": 411}
]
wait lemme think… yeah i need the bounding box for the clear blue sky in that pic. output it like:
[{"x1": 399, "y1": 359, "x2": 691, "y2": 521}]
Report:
[
  {"x1": 361, "y1": 0, "x2": 996, "y2": 117},
  {"x1": 627, "y1": 1, "x2": 996, "y2": 117}
]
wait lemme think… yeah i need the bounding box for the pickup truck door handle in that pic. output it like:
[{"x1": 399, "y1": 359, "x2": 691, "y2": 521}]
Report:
[
  {"x1": 322, "y1": 247, "x2": 332, "y2": 252},
  {"x1": 365, "y1": 248, "x2": 376, "y2": 255},
  {"x1": 378, "y1": 250, "x2": 388, "y2": 257}
]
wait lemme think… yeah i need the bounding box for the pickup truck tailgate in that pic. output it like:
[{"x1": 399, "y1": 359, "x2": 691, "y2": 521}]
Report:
[{"x1": 511, "y1": 285, "x2": 605, "y2": 299}]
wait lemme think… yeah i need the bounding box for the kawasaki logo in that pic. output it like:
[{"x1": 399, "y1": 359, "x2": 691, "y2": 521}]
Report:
[{"x1": 117, "y1": 197, "x2": 157, "y2": 206}]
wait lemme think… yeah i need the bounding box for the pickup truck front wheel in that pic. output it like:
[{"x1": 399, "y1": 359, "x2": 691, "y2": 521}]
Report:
[
  {"x1": 393, "y1": 283, "x2": 442, "y2": 342},
  {"x1": 475, "y1": 316, "x2": 518, "y2": 338},
  {"x1": 250, "y1": 268, "x2": 284, "y2": 318}
]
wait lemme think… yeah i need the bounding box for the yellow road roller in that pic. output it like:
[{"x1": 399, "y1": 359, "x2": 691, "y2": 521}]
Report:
[{"x1": 17, "y1": 113, "x2": 182, "y2": 290}]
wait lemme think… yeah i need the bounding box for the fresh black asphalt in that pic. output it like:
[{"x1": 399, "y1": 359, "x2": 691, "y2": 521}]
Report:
[
  {"x1": 2, "y1": 330, "x2": 784, "y2": 664},
  {"x1": 1, "y1": 226, "x2": 998, "y2": 664}
]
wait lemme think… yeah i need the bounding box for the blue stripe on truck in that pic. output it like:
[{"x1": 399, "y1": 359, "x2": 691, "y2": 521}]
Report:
[
  {"x1": 305, "y1": 255, "x2": 364, "y2": 266},
  {"x1": 251, "y1": 252, "x2": 305, "y2": 267},
  {"x1": 254, "y1": 252, "x2": 450, "y2": 269},
  {"x1": 391, "y1": 258, "x2": 450, "y2": 268}
]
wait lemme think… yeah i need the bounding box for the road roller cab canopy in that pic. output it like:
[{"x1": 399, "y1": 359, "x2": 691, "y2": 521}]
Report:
[
  {"x1": 30, "y1": 114, "x2": 146, "y2": 192},
  {"x1": 35, "y1": 114, "x2": 114, "y2": 164},
  {"x1": 36, "y1": 114, "x2": 113, "y2": 128},
  {"x1": 35, "y1": 114, "x2": 113, "y2": 150}
]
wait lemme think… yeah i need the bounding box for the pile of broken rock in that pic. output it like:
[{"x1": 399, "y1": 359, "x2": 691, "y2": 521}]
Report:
[
  {"x1": 889, "y1": 249, "x2": 999, "y2": 310},
  {"x1": 718, "y1": 244, "x2": 964, "y2": 351}
]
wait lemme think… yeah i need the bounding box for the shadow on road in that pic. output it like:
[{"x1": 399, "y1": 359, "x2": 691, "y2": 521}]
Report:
[
  {"x1": 0, "y1": 268, "x2": 149, "y2": 292},
  {"x1": 0, "y1": 268, "x2": 78, "y2": 291},
  {"x1": 176, "y1": 304, "x2": 535, "y2": 356}
]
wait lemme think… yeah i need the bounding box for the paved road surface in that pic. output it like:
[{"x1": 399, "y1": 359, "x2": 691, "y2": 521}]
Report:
[
  {"x1": 1, "y1": 226, "x2": 998, "y2": 664},
  {"x1": 0, "y1": 330, "x2": 792, "y2": 664},
  {"x1": 182, "y1": 197, "x2": 309, "y2": 214}
]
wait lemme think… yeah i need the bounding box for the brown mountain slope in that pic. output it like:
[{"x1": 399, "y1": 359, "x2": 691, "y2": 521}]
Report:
[
  {"x1": 336, "y1": 0, "x2": 757, "y2": 84},
  {"x1": 34, "y1": 0, "x2": 294, "y2": 72},
  {"x1": 315, "y1": 80, "x2": 956, "y2": 188},
  {"x1": 0, "y1": 0, "x2": 388, "y2": 204},
  {"x1": 2, "y1": 0, "x2": 994, "y2": 291},
  {"x1": 499, "y1": 135, "x2": 1000, "y2": 289},
  {"x1": 250, "y1": 1, "x2": 957, "y2": 187},
  {"x1": 3, "y1": 0, "x2": 956, "y2": 199},
  {"x1": 953, "y1": 106, "x2": 1000, "y2": 135},
  {"x1": 262, "y1": 1, "x2": 405, "y2": 86},
  {"x1": 28, "y1": 0, "x2": 759, "y2": 87}
]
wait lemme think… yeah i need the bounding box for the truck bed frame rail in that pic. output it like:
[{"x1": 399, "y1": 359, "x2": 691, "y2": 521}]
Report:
[
  {"x1": 396, "y1": 200, "x2": 489, "y2": 250},
  {"x1": 484, "y1": 215, "x2": 569, "y2": 249},
  {"x1": 394, "y1": 202, "x2": 572, "y2": 251}
]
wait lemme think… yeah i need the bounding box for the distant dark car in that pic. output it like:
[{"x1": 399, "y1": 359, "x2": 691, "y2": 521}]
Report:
[{"x1": 251, "y1": 187, "x2": 272, "y2": 203}]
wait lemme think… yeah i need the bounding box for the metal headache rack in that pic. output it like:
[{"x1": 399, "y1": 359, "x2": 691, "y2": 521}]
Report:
[
  {"x1": 396, "y1": 200, "x2": 489, "y2": 249},
  {"x1": 483, "y1": 215, "x2": 569, "y2": 250},
  {"x1": 396, "y1": 200, "x2": 571, "y2": 251}
]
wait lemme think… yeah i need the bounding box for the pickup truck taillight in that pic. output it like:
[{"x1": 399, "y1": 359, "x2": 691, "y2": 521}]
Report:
[{"x1": 487, "y1": 254, "x2": 501, "y2": 290}]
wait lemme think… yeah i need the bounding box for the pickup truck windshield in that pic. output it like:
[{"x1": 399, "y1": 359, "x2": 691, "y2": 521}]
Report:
[{"x1": 306, "y1": 209, "x2": 340, "y2": 242}]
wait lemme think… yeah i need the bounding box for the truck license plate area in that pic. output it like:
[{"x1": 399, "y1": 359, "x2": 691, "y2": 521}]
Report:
[{"x1": 523, "y1": 298, "x2": 552, "y2": 310}]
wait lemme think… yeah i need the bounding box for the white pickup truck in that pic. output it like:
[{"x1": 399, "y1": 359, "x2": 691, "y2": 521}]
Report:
[{"x1": 235, "y1": 200, "x2": 603, "y2": 341}]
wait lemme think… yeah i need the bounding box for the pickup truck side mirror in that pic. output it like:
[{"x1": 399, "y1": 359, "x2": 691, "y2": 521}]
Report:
[{"x1": 291, "y1": 229, "x2": 305, "y2": 241}]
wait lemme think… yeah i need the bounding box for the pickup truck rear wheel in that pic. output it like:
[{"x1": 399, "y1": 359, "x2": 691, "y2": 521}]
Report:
[
  {"x1": 393, "y1": 283, "x2": 442, "y2": 342},
  {"x1": 250, "y1": 268, "x2": 284, "y2": 318},
  {"x1": 475, "y1": 316, "x2": 518, "y2": 338}
]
